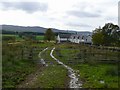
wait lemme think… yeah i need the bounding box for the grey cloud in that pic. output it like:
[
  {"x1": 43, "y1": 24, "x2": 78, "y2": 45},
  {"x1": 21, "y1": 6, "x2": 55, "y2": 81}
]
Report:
[
  {"x1": 1, "y1": 2, "x2": 48, "y2": 13},
  {"x1": 66, "y1": 22, "x2": 92, "y2": 27},
  {"x1": 67, "y1": 10, "x2": 101, "y2": 18},
  {"x1": 105, "y1": 17, "x2": 117, "y2": 21}
]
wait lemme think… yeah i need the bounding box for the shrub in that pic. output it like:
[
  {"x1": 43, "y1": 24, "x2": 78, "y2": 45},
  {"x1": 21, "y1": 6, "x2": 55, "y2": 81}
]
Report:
[{"x1": 105, "y1": 67, "x2": 118, "y2": 76}]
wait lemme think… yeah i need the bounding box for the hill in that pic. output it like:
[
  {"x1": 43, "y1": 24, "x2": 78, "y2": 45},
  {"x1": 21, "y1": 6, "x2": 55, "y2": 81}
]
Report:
[{"x1": 1, "y1": 25, "x2": 92, "y2": 35}]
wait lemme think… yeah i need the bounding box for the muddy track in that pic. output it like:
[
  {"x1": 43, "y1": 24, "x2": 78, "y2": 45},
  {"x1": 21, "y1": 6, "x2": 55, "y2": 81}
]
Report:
[
  {"x1": 50, "y1": 47, "x2": 82, "y2": 88},
  {"x1": 17, "y1": 47, "x2": 82, "y2": 88},
  {"x1": 17, "y1": 48, "x2": 48, "y2": 88},
  {"x1": 38, "y1": 47, "x2": 48, "y2": 67}
]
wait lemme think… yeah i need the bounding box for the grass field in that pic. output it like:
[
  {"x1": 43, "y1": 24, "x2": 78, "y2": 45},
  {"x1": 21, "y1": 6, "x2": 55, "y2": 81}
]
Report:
[
  {"x1": 2, "y1": 35, "x2": 120, "y2": 88},
  {"x1": 31, "y1": 47, "x2": 68, "y2": 88},
  {"x1": 2, "y1": 34, "x2": 23, "y2": 41},
  {"x1": 2, "y1": 35, "x2": 68, "y2": 88},
  {"x1": 2, "y1": 38, "x2": 54, "y2": 88},
  {"x1": 53, "y1": 43, "x2": 119, "y2": 88},
  {"x1": 36, "y1": 35, "x2": 44, "y2": 40},
  {"x1": 2, "y1": 34, "x2": 45, "y2": 41}
]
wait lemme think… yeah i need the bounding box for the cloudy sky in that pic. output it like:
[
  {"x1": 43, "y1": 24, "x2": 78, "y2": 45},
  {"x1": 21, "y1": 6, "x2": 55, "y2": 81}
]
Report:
[{"x1": 0, "y1": 0, "x2": 119, "y2": 31}]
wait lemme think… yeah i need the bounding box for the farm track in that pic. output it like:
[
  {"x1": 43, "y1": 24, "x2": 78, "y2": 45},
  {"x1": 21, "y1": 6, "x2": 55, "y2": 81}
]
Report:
[
  {"x1": 38, "y1": 47, "x2": 48, "y2": 67},
  {"x1": 50, "y1": 47, "x2": 82, "y2": 88},
  {"x1": 17, "y1": 47, "x2": 82, "y2": 88},
  {"x1": 17, "y1": 48, "x2": 48, "y2": 88}
]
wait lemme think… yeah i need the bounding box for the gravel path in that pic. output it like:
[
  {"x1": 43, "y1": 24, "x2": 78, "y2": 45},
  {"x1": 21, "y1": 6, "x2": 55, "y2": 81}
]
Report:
[{"x1": 50, "y1": 47, "x2": 82, "y2": 88}]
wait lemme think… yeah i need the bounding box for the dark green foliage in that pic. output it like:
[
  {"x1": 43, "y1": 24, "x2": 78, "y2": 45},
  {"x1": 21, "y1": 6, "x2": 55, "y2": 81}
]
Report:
[
  {"x1": 105, "y1": 67, "x2": 118, "y2": 76},
  {"x1": 92, "y1": 23, "x2": 120, "y2": 46},
  {"x1": 44, "y1": 28, "x2": 55, "y2": 41},
  {"x1": 2, "y1": 36, "x2": 15, "y2": 41},
  {"x1": 92, "y1": 29, "x2": 104, "y2": 45},
  {"x1": 2, "y1": 30, "x2": 15, "y2": 34}
]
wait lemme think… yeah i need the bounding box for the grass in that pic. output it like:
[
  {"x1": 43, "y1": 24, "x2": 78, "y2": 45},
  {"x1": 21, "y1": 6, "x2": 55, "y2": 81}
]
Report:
[
  {"x1": 2, "y1": 34, "x2": 45, "y2": 41},
  {"x1": 2, "y1": 34, "x2": 15, "y2": 36},
  {"x1": 76, "y1": 64, "x2": 118, "y2": 88},
  {"x1": 2, "y1": 34, "x2": 23, "y2": 41},
  {"x1": 2, "y1": 35, "x2": 119, "y2": 88},
  {"x1": 33, "y1": 65, "x2": 68, "y2": 88},
  {"x1": 2, "y1": 38, "x2": 55, "y2": 88},
  {"x1": 2, "y1": 36, "x2": 68, "y2": 88},
  {"x1": 53, "y1": 43, "x2": 119, "y2": 88},
  {"x1": 32, "y1": 47, "x2": 68, "y2": 88},
  {"x1": 36, "y1": 35, "x2": 44, "y2": 40}
]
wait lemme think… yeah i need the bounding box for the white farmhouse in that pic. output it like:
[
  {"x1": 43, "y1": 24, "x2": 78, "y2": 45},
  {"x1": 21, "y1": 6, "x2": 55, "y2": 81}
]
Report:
[
  {"x1": 70, "y1": 34, "x2": 92, "y2": 44},
  {"x1": 57, "y1": 33, "x2": 92, "y2": 44},
  {"x1": 57, "y1": 34, "x2": 71, "y2": 43}
]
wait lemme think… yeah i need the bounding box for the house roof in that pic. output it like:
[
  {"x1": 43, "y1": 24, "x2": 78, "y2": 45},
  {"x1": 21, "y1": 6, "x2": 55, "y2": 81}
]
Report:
[
  {"x1": 58, "y1": 34, "x2": 71, "y2": 38},
  {"x1": 70, "y1": 34, "x2": 92, "y2": 39}
]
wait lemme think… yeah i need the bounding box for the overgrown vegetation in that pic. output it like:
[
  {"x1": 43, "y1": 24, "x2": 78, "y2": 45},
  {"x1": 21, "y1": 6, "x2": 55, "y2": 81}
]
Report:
[
  {"x1": 2, "y1": 34, "x2": 68, "y2": 88},
  {"x1": 2, "y1": 41, "x2": 37, "y2": 88},
  {"x1": 2, "y1": 34, "x2": 53, "y2": 88},
  {"x1": 54, "y1": 43, "x2": 119, "y2": 88}
]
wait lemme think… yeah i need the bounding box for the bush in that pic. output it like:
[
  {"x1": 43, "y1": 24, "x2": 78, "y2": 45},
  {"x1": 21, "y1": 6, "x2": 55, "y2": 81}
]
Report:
[
  {"x1": 105, "y1": 67, "x2": 118, "y2": 76},
  {"x1": 2, "y1": 36, "x2": 15, "y2": 41}
]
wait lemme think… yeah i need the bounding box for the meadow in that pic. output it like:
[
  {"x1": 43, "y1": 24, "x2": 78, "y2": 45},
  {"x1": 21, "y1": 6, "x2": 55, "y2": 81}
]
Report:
[
  {"x1": 53, "y1": 43, "x2": 119, "y2": 88},
  {"x1": 2, "y1": 34, "x2": 49, "y2": 88},
  {"x1": 2, "y1": 34, "x2": 120, "y2": 88},
  {"x1": 36, "y1": 35, "x2": 44, "y2": 41},
  {"x1": 2, "y1": 34, "x2": 68, "y2": 88}
]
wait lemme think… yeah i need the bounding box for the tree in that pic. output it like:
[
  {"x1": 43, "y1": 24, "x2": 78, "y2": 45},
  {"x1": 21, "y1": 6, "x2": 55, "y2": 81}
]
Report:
[
  {"x1": 92, "y1": 23, "x2": 120, "y2": 46},
  {"x1": 92, "y1": 28, "x2": 104, "y2": 45},
  {"x1": 102, "y1": 23, "x2": 119, "y2": 45},
  {"x1": 44, "y1": 28, "x2": 55, "y2": 41}
]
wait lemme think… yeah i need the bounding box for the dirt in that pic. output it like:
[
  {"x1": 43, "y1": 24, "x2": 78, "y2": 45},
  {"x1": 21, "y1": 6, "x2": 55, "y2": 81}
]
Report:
[
  {"x1": 17, "y1": 48, "x2": 48, "y2": 88},
  {"x1": 16, "y1": 47, "x2": 71, "y2": 88},
  {"x1": 16, "y1": 64, "x2": 44, "y2": 88}
]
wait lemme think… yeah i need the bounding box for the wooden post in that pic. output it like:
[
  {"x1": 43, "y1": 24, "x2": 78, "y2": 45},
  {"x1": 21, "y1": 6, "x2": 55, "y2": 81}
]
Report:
[{"x1": 21, "y1": 49, "x2": 24, "y2": 60}]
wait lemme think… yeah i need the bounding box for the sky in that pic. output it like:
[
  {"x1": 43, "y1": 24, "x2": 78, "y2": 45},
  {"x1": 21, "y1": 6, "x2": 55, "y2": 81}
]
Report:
[{"x1": 0, "y1": 0, "x2": 119, "y2": 31}]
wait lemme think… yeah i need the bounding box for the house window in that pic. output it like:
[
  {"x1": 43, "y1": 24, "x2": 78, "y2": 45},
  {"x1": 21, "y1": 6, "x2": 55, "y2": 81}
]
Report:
[
  {"x1": 74, "y1": 36, "x2": 75, "y2": 39},
  {"x1": 82, "y1": 36, "x2": 84, "y2": 39},
  {"x1": 78, "y1": 36, "x2": 80, "y2": 39}
]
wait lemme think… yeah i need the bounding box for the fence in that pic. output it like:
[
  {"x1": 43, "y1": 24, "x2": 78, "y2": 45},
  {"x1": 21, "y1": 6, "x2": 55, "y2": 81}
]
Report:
[{"x1": 54, "y1": 45, "x2": 120, "y2": 65}]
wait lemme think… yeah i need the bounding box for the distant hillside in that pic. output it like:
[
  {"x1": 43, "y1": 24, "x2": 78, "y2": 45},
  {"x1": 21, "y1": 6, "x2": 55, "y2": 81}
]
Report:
[{"x1": 1, "y1": 25, "x2": 92, "y2": 35}]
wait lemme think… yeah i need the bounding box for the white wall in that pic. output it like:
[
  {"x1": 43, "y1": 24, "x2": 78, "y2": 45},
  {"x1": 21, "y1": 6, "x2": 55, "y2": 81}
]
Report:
[
  {"x1": 57, "y1": 35, "x2": 60, "y2": 43},
  {"x1": 60, "y1": 38, "x2": 68, "y2": 41}
]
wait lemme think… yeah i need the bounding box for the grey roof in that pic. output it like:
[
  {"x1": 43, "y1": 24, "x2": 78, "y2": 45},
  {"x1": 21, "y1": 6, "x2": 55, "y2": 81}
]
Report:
[
  {"x1": 58, "y1": 34, "x2": 71, "y2": 38},
  {"x1": 70, "y1": 34, "x2": 92, "y2": 39}
]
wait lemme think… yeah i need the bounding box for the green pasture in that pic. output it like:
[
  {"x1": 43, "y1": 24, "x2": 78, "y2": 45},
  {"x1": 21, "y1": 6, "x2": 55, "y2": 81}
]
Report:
[
  {"x1": 36, "y1": 35, "x2": 44, "y2": 40},
  {"x1": 53, "y1": 43, "x2": 119, "y2": 88}
]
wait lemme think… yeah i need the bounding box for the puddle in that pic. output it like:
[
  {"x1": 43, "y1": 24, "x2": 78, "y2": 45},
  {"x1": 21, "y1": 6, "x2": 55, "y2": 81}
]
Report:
[{"x1": 38, "y1": 47, "x2": 48, "y2": 66}]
